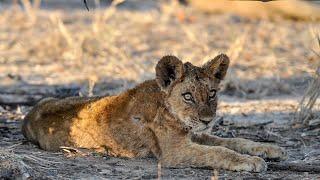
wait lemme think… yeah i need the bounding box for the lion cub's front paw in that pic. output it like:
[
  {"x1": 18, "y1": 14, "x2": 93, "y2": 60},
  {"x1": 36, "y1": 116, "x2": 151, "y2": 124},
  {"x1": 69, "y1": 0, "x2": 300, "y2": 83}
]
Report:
[
  {"x1": 247, "y1": 144, "x2": 287, "y2": 160},
  {"x1": 230, "y1": 155, "x2": 267, "y2": 172}
]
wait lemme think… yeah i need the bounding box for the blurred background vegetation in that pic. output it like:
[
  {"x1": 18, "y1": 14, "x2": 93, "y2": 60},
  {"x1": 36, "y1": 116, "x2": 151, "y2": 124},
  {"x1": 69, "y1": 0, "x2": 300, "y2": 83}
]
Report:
[{"x1": 0, "y1": 0, "x2": 319, "y2": 127}]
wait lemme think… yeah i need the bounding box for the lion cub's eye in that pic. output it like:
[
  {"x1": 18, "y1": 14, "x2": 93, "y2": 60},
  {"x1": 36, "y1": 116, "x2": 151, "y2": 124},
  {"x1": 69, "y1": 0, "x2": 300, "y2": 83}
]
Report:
[
  {"x1": 182, "y1": 92, "x2": 194, "y2": 102},
  {"x1": 209, "y1": 89, "x2": 217, "y2": 101}
]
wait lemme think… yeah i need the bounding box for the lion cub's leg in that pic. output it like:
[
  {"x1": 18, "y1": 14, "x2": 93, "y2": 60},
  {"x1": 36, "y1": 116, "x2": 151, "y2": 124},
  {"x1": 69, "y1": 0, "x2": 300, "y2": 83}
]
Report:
[
  {"x1": 192, "y1": 133, "x2": 287, "y2": 160},
  {"x1": 161, "y1": 142, "x2": 267, "y2": 172}
]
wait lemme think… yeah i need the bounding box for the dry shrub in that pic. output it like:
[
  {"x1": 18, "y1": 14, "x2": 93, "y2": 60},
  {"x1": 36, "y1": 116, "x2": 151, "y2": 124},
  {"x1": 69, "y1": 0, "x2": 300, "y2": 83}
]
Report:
[
  {"x1": 294, "y1": 33, "x2": 320, "y2": 125},
  {"x1": 8, "y1": 0, "x2": 125, "y2": 63},
  {"x1": 20, "y1": 0, "x2": 41, "y2": 23}
]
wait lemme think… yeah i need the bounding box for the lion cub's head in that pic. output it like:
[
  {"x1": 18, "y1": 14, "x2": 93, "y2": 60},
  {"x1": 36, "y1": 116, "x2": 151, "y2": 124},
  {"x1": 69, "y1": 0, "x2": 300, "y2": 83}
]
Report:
[{"x1": 156, "y1": 54, "x2": 229, "y2": 132}]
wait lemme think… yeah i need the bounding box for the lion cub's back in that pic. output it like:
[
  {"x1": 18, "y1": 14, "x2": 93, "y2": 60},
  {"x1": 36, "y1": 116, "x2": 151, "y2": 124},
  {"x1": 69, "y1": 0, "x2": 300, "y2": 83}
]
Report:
[{"x1": 22, "y1": 96, "x2": 102, "y2": 151}]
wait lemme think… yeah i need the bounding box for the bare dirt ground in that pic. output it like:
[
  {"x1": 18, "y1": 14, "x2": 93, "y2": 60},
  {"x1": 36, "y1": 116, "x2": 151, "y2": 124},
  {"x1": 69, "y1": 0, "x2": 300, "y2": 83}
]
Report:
[{"x1": 0, "y1": 0, "x2": 320, "y2": 179}]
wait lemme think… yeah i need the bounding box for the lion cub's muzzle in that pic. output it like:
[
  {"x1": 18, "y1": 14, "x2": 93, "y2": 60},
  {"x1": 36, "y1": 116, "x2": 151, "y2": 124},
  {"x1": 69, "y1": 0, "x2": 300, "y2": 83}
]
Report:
[{"x1": 198, "y1": 106, "x2": 215, "y2": 124}]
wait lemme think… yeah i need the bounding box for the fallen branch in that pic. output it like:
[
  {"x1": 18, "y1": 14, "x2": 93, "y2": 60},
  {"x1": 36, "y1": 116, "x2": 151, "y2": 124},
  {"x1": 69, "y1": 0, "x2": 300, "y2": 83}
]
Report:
[
  {"x1": 0, "y1": 94, "x2": 41, "y2": 106},
  {"x1": 268, "y1": 162, "x2": 320, "y2": 173},
  {"x1": 0, "y1": 84, "x2": 80, "y2": 106}
]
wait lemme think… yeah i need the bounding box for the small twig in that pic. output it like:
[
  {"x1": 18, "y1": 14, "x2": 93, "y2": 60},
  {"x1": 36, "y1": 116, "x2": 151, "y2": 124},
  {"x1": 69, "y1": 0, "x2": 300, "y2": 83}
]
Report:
[
  {"x1": 157, "y1": 161, "x2": 162, "y2": 180},
  {"x1": 23, "y1": 154, "x2": 62, "y2": 164},
  {"x1": 60, "y1": 146, "x2": 91, "y2": 157},
  {"x1": 211, "y1": 169, "x2": 219, "y2": 180},
  {"x1": 5, "y1": 143, "x2": 23, "y2": 150},
  {"x1": 84, "y1": 0, "x2": 90, "y2": 11},
  {"x1": 60, "y1": 146, "x2": 83, "y2": 153}
]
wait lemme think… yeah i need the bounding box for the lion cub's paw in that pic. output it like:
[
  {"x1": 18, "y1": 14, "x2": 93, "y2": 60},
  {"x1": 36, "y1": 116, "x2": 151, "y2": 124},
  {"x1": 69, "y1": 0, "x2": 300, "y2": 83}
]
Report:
[
  {"x1": 231, "y1": 155, "x2": 267, "y2": 172},
  {"x1": 247, "y1": 145, "x2": 287, "y2": 160}
]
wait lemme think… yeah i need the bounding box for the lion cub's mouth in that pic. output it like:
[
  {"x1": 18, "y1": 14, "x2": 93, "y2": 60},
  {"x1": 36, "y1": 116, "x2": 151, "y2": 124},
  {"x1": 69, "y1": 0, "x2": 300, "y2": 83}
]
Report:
[
  {"x1": 194, "y1": 117, "x2": 222, "y2": 132},
  {"x1": 199, "y1": 119, "x2": 211, "y2": 125}
]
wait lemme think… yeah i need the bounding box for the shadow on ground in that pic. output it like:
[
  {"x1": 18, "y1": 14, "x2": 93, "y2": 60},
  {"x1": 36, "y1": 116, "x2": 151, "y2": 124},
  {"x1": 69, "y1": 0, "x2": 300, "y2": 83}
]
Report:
[{"x1": 0, "y1": 107, "x2": 319, "y2": 179}]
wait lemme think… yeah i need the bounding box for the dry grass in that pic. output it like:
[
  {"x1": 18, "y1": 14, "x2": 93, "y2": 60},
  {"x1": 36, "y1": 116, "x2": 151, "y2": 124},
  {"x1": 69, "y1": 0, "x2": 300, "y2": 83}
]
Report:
[
  {"x1": 0, "y1": 1, "x2": 317, "y2": 89},
  {"x1": 294, "y1": 33, "x2": 320, "y2": 125}
]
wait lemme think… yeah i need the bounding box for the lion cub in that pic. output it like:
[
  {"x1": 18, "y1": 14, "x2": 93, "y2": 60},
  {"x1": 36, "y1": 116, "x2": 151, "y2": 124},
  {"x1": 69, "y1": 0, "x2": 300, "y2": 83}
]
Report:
[{"x1": 22, "y1": 54, "x2": 286, "y2": 172}]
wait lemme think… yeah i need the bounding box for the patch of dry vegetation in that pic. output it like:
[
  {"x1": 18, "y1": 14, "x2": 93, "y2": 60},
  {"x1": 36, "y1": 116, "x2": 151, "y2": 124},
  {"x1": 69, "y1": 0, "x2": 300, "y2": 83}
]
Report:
[
  {"x1": 0, "y1": 0, "x2": 317, "y2": 92},
  {"x1": 295, "y1": 33, "x2": 320, "y2": 126}
]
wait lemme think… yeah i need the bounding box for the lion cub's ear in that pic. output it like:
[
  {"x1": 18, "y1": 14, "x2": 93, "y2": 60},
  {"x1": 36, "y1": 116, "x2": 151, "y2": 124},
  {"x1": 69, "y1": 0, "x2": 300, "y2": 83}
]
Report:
[
  {"x1": 203, "y1": 54, "x2": 230, "y2": 80},
  {"x1": 156, "y1": 55, "x2": 184, "y2": 91}
]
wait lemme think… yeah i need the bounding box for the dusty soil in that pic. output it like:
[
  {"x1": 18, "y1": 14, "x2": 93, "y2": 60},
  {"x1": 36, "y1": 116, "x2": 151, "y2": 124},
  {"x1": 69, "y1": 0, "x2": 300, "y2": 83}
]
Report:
[{"x1": 0, "y1": 0, "x2": 320, "y2": 179}]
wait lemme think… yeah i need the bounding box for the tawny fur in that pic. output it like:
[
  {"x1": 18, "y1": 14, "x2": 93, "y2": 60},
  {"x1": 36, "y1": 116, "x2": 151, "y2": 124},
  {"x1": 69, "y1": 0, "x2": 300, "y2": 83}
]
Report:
[{"x1": 22, "y1": 54, "x2": 286, "y2": 172}]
